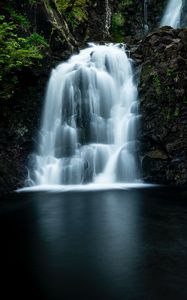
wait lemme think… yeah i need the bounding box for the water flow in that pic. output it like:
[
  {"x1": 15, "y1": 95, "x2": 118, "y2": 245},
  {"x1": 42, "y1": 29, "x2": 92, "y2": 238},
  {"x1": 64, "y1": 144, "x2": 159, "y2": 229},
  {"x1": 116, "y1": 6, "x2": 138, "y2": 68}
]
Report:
[
  {"x1": 30, "y1": 44, "x2": 140, "y2": 186},
  {"x1": 143, "y1": 0, "x2": 149, "y2": 34},
  {"x1": 160, "y1": 0, "x2": 182, "y2": 28}
]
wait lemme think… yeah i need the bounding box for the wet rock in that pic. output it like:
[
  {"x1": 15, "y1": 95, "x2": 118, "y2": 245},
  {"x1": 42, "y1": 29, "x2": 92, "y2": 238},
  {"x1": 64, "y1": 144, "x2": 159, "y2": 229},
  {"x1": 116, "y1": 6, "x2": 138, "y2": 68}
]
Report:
[
  {"x1": 146, "y1": 150, "x2": 168, "y2": 160},
  {"x1": 135, "y1": 27, "x2": 187, "y2": 185}
]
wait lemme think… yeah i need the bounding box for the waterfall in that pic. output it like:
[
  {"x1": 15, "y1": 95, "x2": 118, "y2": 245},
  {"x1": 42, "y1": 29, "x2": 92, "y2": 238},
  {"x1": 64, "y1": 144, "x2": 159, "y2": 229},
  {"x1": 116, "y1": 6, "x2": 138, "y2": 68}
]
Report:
[
  {"x1": 160, "y1": 0, "x2": 182, "y2": 28},
  {"x1": 143, "y1": 0, "x2": 149, "y2": 34},
  {"x1": 30, "y1": 44, "x2": 141, "y2": 186}
]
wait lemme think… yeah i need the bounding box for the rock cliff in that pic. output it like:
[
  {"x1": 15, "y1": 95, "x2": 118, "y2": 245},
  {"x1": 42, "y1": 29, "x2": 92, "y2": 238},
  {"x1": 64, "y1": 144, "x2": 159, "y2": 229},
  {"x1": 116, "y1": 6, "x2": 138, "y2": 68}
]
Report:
[{"x1": 133, "y1": 27, "x2": 187, "y2": 184}]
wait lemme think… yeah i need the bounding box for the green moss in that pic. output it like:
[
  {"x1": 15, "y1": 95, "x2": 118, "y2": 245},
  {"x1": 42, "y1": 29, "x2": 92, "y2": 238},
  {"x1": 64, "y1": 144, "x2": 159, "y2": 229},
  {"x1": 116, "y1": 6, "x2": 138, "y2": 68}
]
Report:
[
  {"x1": 28, "y1": 0, "x2": 37, "y2": 4},
  {"x1": 141, "y1": 64, "x2": 152, "y2": 81},
  {"x1": 152, "y1": 74, "x2": 161, "y2": 96},
  {"x1": 111, "y1": 0, "x2": 134, "y2": 42},
  {"x1": 119, "y1": 0, "x2": 133, "y2": 8},
  {"x1": 111, "y1": 12, "x2": 125, "y2": 42},
  {"x1": 174, "y1": 107, "x2": 180, "y2": 117},
  {"x1": 112, "y1": 12, "x2": 125, "y2": 27},
  {"x1": 165, "y1": 107, "x2": 172, "y2": 121},
  {"x1": 166, "y1": 68, "x2": 176, "y2": 78},
  {"x1": 165, "y1": 106, "x2": 180, "y2": 121},
  {"x1": 56, "y1": 0, "x2": 90, "y2": 29}
]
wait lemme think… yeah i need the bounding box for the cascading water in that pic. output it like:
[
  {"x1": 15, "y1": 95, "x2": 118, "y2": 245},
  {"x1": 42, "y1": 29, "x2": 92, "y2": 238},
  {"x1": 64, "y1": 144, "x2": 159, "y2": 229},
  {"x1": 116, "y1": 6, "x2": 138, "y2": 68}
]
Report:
[
  {"x1": 160, "y1": 0, "x2": 182, "y2": 28},
  {"x1": 30, "y1": 44, "x2": 141, "y2": 186},
  {"x1": 143, "y1": 0, "x2": 149, "y2": 34}
]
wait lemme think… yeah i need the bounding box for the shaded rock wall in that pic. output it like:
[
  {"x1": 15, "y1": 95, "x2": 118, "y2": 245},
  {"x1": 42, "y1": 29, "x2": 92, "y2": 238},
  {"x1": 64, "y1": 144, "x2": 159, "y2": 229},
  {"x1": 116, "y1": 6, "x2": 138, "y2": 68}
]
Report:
[
  {"x1": 133, "y1": 27, "x2": 187, "y2": 184},
  {"x1": 111, "y1": 0, "x2": 167, "y2": 43}
]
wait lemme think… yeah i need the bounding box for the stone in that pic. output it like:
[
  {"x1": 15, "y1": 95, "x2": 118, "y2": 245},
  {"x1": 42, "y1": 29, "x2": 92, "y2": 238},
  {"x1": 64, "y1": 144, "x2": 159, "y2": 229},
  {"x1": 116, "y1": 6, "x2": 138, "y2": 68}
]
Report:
[{"x1": 133, "y1": 27, "x2": 187, "y2": 185}]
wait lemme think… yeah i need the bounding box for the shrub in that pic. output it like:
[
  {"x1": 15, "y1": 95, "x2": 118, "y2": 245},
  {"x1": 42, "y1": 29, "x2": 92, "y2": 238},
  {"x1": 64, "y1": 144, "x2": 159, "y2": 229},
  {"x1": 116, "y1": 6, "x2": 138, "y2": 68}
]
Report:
[{"x1": 0, "y1": 15, "x2": 48, "y2": 100}]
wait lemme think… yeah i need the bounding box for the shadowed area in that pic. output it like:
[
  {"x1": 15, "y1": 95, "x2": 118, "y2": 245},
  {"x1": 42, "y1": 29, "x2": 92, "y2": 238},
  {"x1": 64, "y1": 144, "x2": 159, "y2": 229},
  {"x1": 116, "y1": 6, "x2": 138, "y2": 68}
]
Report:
[{"x1": 0, "y1": 187, "x2": 187, "y2": 300}]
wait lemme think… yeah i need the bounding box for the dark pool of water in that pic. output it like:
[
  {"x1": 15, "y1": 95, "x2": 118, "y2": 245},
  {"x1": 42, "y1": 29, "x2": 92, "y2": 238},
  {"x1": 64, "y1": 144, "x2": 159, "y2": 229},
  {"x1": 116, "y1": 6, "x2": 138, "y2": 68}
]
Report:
[{"x1": 0, "y1": 187, "x2": 187, "y2": 300}]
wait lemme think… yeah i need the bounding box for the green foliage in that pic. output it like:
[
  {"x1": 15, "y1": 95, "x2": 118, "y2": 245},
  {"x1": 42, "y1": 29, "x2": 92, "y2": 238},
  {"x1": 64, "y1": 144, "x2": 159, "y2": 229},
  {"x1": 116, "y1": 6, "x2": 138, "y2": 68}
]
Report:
[
  {"x1": 113, "y1": 13, "x2": 125, "y2": 27},
  {"x1": 56, "y1": 0, "x2": 90, "y2": 28},
  {"x1": 142, "y1": 64, "x2": 151, "y2": 78},
  {"x1": 111, "y1": 13, "x2": 125, "y2": 42},
  {"x1": 27, "y1": 32, "x2": 49, "y2": 49},
  {"x1": 111, "y1": 0, "x2": 133, "y2": 42},
  {"x1": 4, "y1": 6, "x2": 30, "y2": 29},
  {"x1": 174, "y1": 107, "x2": 180, "y2": 117},
  {"x1": 0, "y1": 15, "x2": 48, "y2": 100},
  {"x1": 165, "y1": 106, "x2": 180, "y2": 121},
  {"x1": 166, "y1": 68, "x2": 176, "y2": 78},
  {"x1": 119, "y1": 0, "x2": 133, "y2": 8},
  {"x1": 28, "y1": 0, "x2": 37, "y2": 4}
]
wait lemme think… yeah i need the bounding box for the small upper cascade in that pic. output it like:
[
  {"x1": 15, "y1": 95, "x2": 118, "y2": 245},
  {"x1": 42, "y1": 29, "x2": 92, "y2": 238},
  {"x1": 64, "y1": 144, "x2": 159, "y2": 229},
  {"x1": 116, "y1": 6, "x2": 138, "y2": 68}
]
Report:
[
  {"x1": 160, "y1": 0, "x2": 183, "y2": 28},
  {"x1": 29, "y1": 44, "x2": 141, "y2": 186},
  {"x1": 143, "y1": 0, "x2": 149, "y2": 34},
  {"x1": 181, "y1": 0, "x2": 187, "y2": 27}
]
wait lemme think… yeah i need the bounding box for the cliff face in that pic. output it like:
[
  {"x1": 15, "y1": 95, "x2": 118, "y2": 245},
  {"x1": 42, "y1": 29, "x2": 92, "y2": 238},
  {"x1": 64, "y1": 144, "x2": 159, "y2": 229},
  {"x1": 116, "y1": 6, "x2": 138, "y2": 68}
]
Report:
[
  {"x1": 133, "y1": 27, "x2": 187, "y2": 184},
  {"x1": 0, "y1": 1, "x2": 186, "y2": 194}
]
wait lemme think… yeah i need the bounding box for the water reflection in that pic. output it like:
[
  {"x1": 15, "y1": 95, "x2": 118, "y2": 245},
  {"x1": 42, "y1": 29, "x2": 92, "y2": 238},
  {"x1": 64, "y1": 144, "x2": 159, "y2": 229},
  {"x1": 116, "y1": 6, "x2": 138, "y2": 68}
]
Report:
[
  {"x1": 32, "y1": 191, "x2": 143, "y2": 299},
  {"x1": 0, "y1": 188, "x2": 187, "y2": 300},
  {"x1": 93, "y1": 193, "x2": 141, "y2": 284}
]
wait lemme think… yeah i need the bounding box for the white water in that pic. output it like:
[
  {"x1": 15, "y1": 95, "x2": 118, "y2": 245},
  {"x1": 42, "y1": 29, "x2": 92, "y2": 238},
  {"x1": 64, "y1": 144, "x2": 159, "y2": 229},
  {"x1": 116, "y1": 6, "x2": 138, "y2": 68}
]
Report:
[
  {"x1": 143, "y1": 0, "x2": 149, "y2": 34},
  {"x1": 18, "y1": 183, "x2": 155, "y2": 193},
  {"x1": 30, "y1": 44, "x2": 141, "y2": 186},
  {"x1": 160, "y1": 0, "x2": 182, "y2": 28}
]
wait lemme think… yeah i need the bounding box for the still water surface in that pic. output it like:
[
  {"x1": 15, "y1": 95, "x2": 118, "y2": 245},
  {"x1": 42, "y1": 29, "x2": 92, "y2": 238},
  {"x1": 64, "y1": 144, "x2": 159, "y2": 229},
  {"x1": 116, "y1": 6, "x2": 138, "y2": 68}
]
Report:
[{"x1": 0, "y1": 187, "x2": 187, "y2": 300}]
